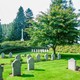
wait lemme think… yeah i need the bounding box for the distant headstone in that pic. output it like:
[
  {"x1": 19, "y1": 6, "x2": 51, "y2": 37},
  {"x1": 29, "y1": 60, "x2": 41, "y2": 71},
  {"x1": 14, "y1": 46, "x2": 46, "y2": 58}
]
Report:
[
  {"x1": 68, "y1": 58, "x2": 76, "y2": 71},
  {"x1": 15, "y1": 54, "x2": 21, "y2": 60},
  {"x1": 36, "y1": 54, "x2": 40, "y2": 61},
  {"x1": 51, "y1": 53, "x2": 55, "y2": 60},
  {"x1": 44, "y1": 54, "x2": 48, "y2": 60},
  {"x1": 0, "y1": 65, "x2": 3, "y2": 80},
  {"x1": 33, "y1": 49, "x2": 36, "y2": 52},
  {"x1": 36, "y1": 49, "x2": 38, "y2": 53},
  {"x1": 1, "y1": 52, "x2": 5, "y2": 58},
  {"x1": 40, "y1": 49, "x2": 43, "y2": 53},
  {"x1": 57, "y1": 53, "x2": 61, "y2": 59},
  {"x1": 27, "y1": 57, "x2": 34, "y2": 70},
  {"x1": 9, "y1": 52, "x2": 12, "y2": 58},
  {"x1": 46, "y1": 49, "x2": 48, "y2": 52},
  {"x1": 31, "y1": 49, "x2": 33, "y2": 52},
  {"x1": 12, "y1": 59, "x2": 21, "y2": 76},
  {"x1": 27, "y1": 54, "x2": 31, "y2": 59}
]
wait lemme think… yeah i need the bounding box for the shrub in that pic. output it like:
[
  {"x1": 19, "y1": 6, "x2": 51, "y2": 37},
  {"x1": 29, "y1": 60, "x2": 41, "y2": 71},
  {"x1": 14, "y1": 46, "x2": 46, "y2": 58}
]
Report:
[
  {"x1": 56, "y1": 44, "x2": 80, "y2": 53},
  {"x1": 0, "y1": 41, "x2": 31, "y2": 53}
]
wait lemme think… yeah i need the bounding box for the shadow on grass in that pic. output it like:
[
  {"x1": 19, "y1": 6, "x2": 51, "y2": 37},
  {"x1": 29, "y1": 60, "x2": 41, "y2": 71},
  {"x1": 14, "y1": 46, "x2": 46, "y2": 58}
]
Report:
[
  {"x1": 61, "y1": 54, "x2": 80, "y2": 60},
  {"x1": 21, "y1": 74, "x2": 34, "y2": 78},
  {"x1": 35, "y1": 69, "x2": 45, "y2": 71}
]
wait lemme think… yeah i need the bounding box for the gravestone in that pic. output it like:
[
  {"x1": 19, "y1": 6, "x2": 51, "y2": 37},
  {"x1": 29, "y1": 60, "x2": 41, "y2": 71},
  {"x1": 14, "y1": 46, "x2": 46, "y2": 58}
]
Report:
[
  {"x1": 51, "y1": 53, "x2": 55, "y2": 60},
  {"x1": 68, "y1": 58, "x2": 76, "y2": 71},
  {"x1": 27, "y1": 57, "x2": 34, "y2": 70},
  {"x1": 44, "y1": 54, "x2": 48, "y2": 60},
  {"x1": 15, "y1": 54, "x2": 21, "y2": 60},
  {"x1": 57, "y1": 53, "x2": 61, "y2": 59},
  {"x1": 40, "y1": 49, "x2": 42, "y2": 53},
  {"x1": 46, "y1": 49, "x2": 48, "y2": 52},
  {"x1": 1, "y1": 52, "x2": 5, "y2": 58},
  {"x1": 12, "y1": 59, "x2": 21, "y2": 76},
  {"x1": 9, "y1": 52, "x2": 12, "y2": 58},
  {"x1": 27, "y1": 54, "x2": 31, "y2": 59},
  {"x1": 0, "y1": 65, "x2": 3, "y2": 80},
  {"x1": 36, "y1": 54, "x2": 40, "y2": 61},
  {"x1": 33, "y1": 49, "x2": 36, "y2": 52},
  {"x1": 31, "y1": 49, "x2": 33, "y2": 52}
]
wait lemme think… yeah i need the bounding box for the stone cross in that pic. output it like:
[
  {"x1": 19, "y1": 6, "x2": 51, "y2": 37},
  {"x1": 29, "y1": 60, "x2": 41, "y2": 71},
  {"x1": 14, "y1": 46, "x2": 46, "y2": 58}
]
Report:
[
  {"x1": 27, "y1": 57, "x2": 34, "y2": 70},
  {"x1": 1, "y1": 52, "x2": 5, "y2": 58},
  {"x1": 44, "y1": 54, "x2": 48, "y2": 60},
  {"x1": 0, "y1": 65, "x2": 3, "y2": 80},
  {"x1": 57, "y1": 53, "x2": 61, "y2": 59},
  {"x1": 68, "y1": 58, "x2": 76, "y2": 71},
  {"x1": 15, "y1": 54, "x2": 21, "y2": 60},
  {"x1": 36, "y1": 54, "x2": 40, "y2": 61},
  {"x1": 9, "y1": 52, "x2": 12, "y2": 58},
  {"x1": 21, "y1": 29, "x2": 24, "y2": 41},
  {"x1": 12, "y1": 59, "x2": 21, "y2": 76},
  {"x1": 51, "y1": 53, "x2": 55, "y2": 60}
]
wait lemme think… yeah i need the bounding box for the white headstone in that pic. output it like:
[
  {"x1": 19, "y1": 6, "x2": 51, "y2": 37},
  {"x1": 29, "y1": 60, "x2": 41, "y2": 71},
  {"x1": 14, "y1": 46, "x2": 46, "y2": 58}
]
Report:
[
  {"x1": 44, "y1": 54, "x2": 48, "y2": 60},
  {"x1": 57, "y1": 53, "x2": 61, "y2": 59},
  {"x1": 0, "y1": 65, "x2": 3, "y2": 80},
  {"x1": 33, "y1": 49, "x2": 36, "y2": 52},
  {"x1": 27, "y1": 57, "x2": 34, "y2": 70},
  {"x1": 36, "y1": 54, "x2": 40, "y2": 61},
  {"x1": 46, "y1": 49, "x2": 48, "y2": 52},
  {"x1": 31, "y1": 49, "x2": 33, "y2": 52},
  {"x1": 68, "y1": 58, "x2": 76, "y2": 71},
  {"x1": 12, "y1": 59, "x2": 21, "y2": 76},
  {"x1": 1, "y1": 52, "x2": 5, "y2": 58},
  {"x1": 9, "y1": 52, "x2": 12, "y2": 58},
  {"x1": 51, "y1": 53, "x2": 55, "y2": 60}
]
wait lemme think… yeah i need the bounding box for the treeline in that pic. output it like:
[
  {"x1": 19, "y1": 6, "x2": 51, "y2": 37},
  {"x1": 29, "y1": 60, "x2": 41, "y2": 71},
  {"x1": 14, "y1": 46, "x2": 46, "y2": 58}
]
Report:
[{"x1": 0, "y1": 6, "x2": 33, "y2": 42}]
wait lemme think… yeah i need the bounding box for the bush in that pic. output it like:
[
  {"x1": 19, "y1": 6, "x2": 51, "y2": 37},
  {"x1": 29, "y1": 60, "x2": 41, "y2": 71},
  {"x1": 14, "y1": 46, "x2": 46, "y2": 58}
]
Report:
[
  {"x1": 0, "y1": 41, "x2": 31, "y2": 53},
  {"x1": 56, "y1": 44, "x2": 80, "y2": 53}
]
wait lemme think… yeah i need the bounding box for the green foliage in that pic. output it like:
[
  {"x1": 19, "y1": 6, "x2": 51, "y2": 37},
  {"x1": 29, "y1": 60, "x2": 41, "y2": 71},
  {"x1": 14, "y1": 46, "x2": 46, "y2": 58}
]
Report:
[
  {"x1": 56, "y1": 44, "x2": 80, "y2": 53},
  {"x1": 27, "y1": 0, "x2": 79, "y2": 54},
  {"x1": 0, "y1": 22, "x2": 2, "y2": 42},
  {"x1": 0, "y1": 41, "x2": 31, "y2": 53},
  {"x1": 25, "y1": 8, "x2": 33, "y2": 21},
  {"x1": 10, "y1": 6, "x2": 26, "y2": 40},
  {"x1": 2, "y1": 23, "x2": 13, "y2": 41}
]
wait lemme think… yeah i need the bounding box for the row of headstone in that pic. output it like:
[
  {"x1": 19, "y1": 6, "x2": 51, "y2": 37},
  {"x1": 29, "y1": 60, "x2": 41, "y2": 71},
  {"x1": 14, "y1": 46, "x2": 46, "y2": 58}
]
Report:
[
  {"x1": 1, "y1": 52, "x2": 12, "y2": 58},
  {"x1": 31, "y1": 49, "x2": 49, "y2": 53},
  {"x1": 27, "y1": 53, "x2": 61, "y2": 61},
  {"x1": 68, "y1": 58, "x2": 76, "y2": 71}
]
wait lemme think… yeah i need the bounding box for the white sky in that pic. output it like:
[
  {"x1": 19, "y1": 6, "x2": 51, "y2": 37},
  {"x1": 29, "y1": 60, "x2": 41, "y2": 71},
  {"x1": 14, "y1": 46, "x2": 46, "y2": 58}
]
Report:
[{"x1": 0, "y1": 0, "x2": 80, "y2": 24}]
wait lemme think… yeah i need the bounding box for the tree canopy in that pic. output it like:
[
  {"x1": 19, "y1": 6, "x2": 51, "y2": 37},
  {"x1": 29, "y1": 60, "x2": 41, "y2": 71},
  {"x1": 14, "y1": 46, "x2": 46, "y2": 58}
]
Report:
[{"x1": 26, "y1": 0, "x2": 79, "y2": 54}]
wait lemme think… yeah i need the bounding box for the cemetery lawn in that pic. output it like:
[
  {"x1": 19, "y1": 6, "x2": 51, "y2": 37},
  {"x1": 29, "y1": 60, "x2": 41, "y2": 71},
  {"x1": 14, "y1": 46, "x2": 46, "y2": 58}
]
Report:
[{"x1": 0, "y1": 52, "x2": 80, "y2": 80}]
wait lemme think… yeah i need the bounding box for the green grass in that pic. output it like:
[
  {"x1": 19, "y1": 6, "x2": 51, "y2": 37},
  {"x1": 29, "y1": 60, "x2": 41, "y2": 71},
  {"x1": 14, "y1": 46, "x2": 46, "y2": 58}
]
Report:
[{"x1": 0, "y1": 52, "x2": 80, "y2": 80}]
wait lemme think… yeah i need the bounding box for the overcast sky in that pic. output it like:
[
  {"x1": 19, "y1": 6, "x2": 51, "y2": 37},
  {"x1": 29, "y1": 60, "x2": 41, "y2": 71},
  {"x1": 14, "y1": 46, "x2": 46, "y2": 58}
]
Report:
[{"x1": 0, "y1": 0, "x2": 80, "y2": 24}]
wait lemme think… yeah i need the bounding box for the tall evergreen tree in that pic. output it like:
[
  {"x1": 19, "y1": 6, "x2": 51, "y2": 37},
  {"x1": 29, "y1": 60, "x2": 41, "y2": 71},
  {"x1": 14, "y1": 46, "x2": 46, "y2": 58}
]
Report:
[
  {"x1": 10, "y1": 6, "x2": 26, "y2": 40},
  {"x1": 69, "y1": 0, "x2": 73, "y2": 7},
  {"x1": 0, "y1": 19, "x2": 2, "y2": 42},
  {"x1": 25, "y1": 8, "x2": 33, "y2": 28},
  {"x1": 24, "y1": 8, "x2": 33, "y2": 40}
]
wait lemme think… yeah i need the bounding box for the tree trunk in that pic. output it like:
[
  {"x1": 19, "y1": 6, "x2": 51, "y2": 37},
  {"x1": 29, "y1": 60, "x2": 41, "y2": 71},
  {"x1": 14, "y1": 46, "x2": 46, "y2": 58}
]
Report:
[{"x1": 52, "y1": 46, "x2": 56, "y2": 55}]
